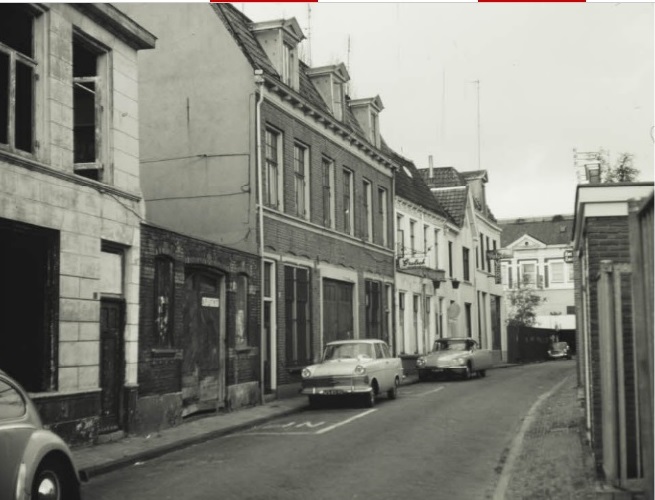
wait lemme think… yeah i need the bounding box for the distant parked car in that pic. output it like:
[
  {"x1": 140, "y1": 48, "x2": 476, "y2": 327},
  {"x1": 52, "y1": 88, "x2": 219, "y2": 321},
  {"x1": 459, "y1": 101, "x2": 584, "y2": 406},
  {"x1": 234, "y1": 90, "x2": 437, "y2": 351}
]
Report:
[
  {"x1": 416, "y1": 338, "x2": 494, "y2": 381},
  {"x1": 547, "y1": 342, "x2": 572, "y2": 360},
  {"x1": 300, "y1": 339, "x2": 403, "y2": 408},
  {"x1": 0, "y1": 370, "x2": 84, "y2": 500}
]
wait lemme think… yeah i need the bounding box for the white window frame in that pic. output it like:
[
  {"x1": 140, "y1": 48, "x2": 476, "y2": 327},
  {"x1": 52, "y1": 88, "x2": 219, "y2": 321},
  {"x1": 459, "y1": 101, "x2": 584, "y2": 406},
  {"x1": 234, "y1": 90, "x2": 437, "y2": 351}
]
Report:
[
  {"x1": 363, "y1": 179, "x2": 372, "y2": 242},
  {"x1": 343, "y1": 168, "x2": 354, "y2": 236},
  {"x1": 409, "y1": 220, "x2": 416, "y2": 255},
  {"x1": 396, "y1": 214, "x2": 405, "y2": 255},
  {"x1": 264, "y1": 127, "x2": 283, "y2": 210},
  {"x1": 293, "y1": 141, "x2": 310, "y2": 219},
  {"x1": 433, "y1": 229, "x2": 440, "y2": 269},
  {"x1": 322, "y1": 156, "x2": 335, "y2": 229},
  {"x1": 519, "y1": 260, "x2": 538, "y2": 286},
  {"x1": 378, "y1": 187, "x2": 388, "y2": 246},
  {"x1": 332, "y1": 79, "x2": 343, "y2": 121}
]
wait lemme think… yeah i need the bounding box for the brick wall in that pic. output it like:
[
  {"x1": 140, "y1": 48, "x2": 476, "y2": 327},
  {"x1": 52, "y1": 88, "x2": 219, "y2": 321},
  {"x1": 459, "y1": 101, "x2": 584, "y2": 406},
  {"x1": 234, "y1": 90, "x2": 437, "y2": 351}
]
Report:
[{"x1": 139, "y1": 224, "x2": 261, "y2": 396}]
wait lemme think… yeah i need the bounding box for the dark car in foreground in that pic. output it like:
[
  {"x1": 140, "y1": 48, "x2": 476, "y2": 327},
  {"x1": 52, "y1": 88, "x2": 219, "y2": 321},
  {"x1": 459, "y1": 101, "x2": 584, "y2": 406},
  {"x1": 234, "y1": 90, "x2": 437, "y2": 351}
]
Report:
[{"x1": 0, "y1": 370, "x2": 83, "y2": 500}]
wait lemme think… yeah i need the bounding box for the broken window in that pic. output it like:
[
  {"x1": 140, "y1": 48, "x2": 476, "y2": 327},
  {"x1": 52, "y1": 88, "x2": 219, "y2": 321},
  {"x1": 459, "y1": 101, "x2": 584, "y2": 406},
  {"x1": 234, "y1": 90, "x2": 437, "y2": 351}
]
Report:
[
  {"x1": 154, "y1": 256, "x2": 175, "y2": 348},
  {"x1": 0, "y1": 5, "x2": 36, "y2": 154},
  {"x1": 73, "y1": 35, "x2": 104, "y2": 181}
]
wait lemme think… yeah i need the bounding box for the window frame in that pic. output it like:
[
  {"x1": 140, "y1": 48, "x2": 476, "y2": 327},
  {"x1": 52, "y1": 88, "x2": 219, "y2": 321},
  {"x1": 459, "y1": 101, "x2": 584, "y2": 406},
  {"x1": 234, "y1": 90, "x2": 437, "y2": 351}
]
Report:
[
  {"x1": 463, "y1": 247, "x2": 470, "y2": 281},
  {"x1": 378, "y1": 187, "x2": 388, "y2": 246},
  {"x1": 519, "y1": 260, "x2": 538, "y2": 286},
  {"x1": 409, "y1": 220, "x2": 416, "y2": 255},
  {"x1": 154, "y1": 255, "x2": 175, "y2": 349},
  {"x1": 322, "y1": 156, "x2": 335, "y2": 228},
  {"x1": 293, "y1": 141, "x2": 310, "y2": 219},
  {"x1": 363, "y1": 179, "x2": 372, "y2": 242},
  {"x1": 342, "y1": 168, "x2": 354, "y2": 235},
  {"x1": 264, "y1": 127, "x2": 283, "y2": 210}
]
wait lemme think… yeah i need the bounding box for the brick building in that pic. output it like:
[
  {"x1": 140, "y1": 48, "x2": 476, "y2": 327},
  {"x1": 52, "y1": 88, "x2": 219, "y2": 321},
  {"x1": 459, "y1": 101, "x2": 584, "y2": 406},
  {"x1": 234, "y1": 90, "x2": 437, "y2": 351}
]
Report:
[
  {"x1": 0, "y1": 4, "x2": 155, "y2": 444},
  {"x1": 572, "y1": 181, "x2": 653, "y2": 493},
  {"x1": 119, "y1": 4, "x2": 396, "y2": 400}
]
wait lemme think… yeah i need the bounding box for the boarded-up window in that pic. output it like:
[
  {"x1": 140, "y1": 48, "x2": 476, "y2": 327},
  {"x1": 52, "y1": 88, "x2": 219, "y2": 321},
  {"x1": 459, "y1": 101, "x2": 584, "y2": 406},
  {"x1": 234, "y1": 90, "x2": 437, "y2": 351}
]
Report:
[
  {"x1": 235, "y1": 274, "x2": 249, "y2": 347},
  {"x1": 154, "y1": 256, "x2": 174, "y2": 347}
]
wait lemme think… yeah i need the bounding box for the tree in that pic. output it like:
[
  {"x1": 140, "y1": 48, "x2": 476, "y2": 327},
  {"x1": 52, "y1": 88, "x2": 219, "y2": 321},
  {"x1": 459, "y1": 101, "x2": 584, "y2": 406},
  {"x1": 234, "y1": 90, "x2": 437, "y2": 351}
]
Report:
[
  {"x1": 594, "y1": 149, "x2": 640, "y2": 183},
  {"x1": 506, "y1": 278, "x2": 545, "y2": 328}
]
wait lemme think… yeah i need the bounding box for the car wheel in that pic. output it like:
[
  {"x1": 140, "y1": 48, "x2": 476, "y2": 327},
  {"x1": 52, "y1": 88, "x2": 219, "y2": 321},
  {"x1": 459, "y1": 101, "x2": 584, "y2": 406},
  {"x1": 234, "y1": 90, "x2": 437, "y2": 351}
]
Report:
[
  {"x1": 308, "y1": 395, "x2": 320, "y2": 409},
  {"x1": 387, "y1": 378, "x2": 399, "y2": 400},
  {"x1": 462, "y1": 364, "x2": 472, "y2": 380},
  {"x1": 479, "y1": 370, "x2": 486, "y2": 378},
  {"x1": 363, "y1": 386, "x2": 376, "y2": 408},
  {"x1": 32, "y1": 458, "x2": 79, "y2": 500}
]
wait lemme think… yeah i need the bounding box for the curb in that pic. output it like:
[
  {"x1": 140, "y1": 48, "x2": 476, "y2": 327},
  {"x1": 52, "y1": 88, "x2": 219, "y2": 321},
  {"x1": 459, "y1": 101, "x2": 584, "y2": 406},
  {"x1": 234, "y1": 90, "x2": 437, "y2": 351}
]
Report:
[{"x1": 79, "y1": 403, "x2": 307, "y2": 480}]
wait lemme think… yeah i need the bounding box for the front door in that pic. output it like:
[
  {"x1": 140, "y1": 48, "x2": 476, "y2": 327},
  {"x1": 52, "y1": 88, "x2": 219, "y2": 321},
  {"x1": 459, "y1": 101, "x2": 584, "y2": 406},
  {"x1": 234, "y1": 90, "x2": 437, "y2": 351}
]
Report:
[
  {"x1": 323, "y1": 279, "x2": 354, "y2": 344},
  {"x1": 99, "y1": 299, "x2": 124, "y2": 433},
  {"x1": 182, "y1": 270, "x2": 225, "y2": 417}
]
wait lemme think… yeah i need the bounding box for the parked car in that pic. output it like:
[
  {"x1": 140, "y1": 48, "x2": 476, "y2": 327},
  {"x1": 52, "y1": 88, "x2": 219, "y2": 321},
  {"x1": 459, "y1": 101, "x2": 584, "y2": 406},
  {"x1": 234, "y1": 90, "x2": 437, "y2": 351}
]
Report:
[
  {"x1": 547, "y1": 342, "x2": 572, "y2": 360},
  {"x1": 416, "y1": 337, "x2": 494, "y2": 381},
  {"x1": 0, "y1": 370, "x2": 84, "y2": 500},
  {"x1": 301, "y1": 339, "x2": 403, "y2": 408}
]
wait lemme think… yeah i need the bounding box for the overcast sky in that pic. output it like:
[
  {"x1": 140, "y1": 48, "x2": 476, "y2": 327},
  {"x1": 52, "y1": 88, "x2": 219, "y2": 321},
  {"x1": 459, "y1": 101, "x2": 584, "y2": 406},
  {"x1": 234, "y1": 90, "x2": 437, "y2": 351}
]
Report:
[{"x1": 239, "y1": 3, "x2": 654, "y2": 220}]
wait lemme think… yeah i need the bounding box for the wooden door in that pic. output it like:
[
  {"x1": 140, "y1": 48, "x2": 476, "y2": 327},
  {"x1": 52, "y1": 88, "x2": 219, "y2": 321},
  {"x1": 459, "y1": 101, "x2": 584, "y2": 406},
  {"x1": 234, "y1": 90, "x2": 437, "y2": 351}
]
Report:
[
  {"x1": 182, "y1": 270, "x2": 224, "y2": 417},
  {"x1": 99, "y1": 299, "x2": 124, "y2": 433},
  {"x1": 323, "y1": 279, "x2": 353, "y2": 344}
]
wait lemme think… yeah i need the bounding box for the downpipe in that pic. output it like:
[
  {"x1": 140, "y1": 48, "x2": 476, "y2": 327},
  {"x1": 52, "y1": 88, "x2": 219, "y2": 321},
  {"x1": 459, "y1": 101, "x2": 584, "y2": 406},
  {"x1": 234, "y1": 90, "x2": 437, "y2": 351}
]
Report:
[{"x1": 255, "y1": 70, "x2": 265, "y2": 405}]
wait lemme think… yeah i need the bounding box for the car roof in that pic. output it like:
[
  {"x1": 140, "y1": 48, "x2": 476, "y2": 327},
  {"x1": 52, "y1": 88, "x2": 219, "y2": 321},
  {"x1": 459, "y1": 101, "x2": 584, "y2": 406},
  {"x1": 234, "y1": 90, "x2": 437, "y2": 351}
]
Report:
[
  {"x1": 435, "y1": 337, "x2": 476, "y2": 342},
  {"x1": 325, "y1": 339, "x2": 387, "y2": 345}
]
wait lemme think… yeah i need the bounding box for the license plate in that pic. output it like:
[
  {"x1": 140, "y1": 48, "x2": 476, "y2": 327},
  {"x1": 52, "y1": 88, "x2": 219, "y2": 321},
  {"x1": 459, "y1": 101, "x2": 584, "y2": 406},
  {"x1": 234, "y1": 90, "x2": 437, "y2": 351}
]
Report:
[{"x1": 321, "y1": 390, "x2": 343, "y2": 395}]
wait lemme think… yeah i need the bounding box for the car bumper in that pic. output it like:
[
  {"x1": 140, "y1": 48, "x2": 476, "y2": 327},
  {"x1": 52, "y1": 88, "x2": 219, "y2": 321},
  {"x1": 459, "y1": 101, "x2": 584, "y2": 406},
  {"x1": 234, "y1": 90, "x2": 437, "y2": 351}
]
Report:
[
  {"x1": 548, "y1": 352, "x2": 569, "y2": 359},
  {"x1": 301, "y1": 376, "x2": 371, "y2": 396},
  {"x1": 420, "y1": 366, "x2": 467, "y2": 373}
]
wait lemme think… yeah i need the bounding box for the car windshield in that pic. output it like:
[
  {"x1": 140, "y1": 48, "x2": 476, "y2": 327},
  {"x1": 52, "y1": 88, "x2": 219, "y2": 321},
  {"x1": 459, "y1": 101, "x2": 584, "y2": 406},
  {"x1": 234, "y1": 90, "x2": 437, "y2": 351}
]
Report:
[
  {"x1": 433, "y1": 340, "x2": 469, "y2": 352},
  {"x1": 323, "y1": 343, "x2": 374, "y2": 361},
  {"x1": 551, "y1": 342, "x2": 567, "y2": 350}
]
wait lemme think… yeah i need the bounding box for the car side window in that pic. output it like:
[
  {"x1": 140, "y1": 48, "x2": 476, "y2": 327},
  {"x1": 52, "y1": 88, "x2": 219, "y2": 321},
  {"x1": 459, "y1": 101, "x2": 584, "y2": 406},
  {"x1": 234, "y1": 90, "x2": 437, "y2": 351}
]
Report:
[
  {"x1": 374, "y1": 343, "x2": 384, "y2": 359},
  {"x1": 0, "y1": 380, "x2": 26, "y2": 420},
  {"x1": 381, "y1": 344, "x2": 391, "y2": 358}
]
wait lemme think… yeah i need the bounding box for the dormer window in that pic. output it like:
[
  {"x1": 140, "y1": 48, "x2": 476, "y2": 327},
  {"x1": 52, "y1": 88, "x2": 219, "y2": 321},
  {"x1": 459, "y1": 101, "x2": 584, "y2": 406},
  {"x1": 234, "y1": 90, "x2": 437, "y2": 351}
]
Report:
[
  {"x1": 251, "y1": 18, "x2": 304, "y2": 91},
  {"x1": 370, "y1": 111, "x2": 379, "y2": 145},
  {"x1": 332, "y1": 80, "x2": 344, "y2": 121},
  {"x1": 349, "y1": 95, "x2": 384, "y2": 149},
  {"x1": 307, "y1": 63, "x2": 350, "y2": 122}
]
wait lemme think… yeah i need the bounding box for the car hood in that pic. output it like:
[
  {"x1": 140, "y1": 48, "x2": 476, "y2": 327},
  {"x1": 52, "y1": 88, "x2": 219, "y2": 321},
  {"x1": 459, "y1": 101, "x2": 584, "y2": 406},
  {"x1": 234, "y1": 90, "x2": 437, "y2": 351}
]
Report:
[
  {"x1": 307, "y1": 359, "x2": 368, "y2": 377},
  {"x1": 423, "y1": 351, "x2": 467, "y2": 363}
]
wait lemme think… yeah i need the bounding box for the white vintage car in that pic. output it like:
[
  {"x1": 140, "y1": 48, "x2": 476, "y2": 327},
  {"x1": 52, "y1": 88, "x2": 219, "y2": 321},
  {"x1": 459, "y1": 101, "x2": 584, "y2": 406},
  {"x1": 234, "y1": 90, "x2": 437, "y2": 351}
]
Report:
[
  {"x1": 301, "y1": 339, "x2": 403, "y2": 408},
  {"x1": 416, "y1": 337, "x2": 494, "y2": 381}
]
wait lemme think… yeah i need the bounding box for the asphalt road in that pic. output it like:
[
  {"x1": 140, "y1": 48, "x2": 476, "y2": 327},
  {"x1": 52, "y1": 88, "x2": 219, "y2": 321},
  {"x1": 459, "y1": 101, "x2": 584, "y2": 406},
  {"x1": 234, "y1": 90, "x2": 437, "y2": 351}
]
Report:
[{"x1": 84, "y1": 362, "x2": 574, "y2": 500}]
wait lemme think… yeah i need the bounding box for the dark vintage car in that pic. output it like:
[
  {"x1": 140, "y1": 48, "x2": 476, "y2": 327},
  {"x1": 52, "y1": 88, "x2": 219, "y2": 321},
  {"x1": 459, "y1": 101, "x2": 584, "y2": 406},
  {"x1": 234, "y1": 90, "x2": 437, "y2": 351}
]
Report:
[
  {"x1": 547, "y1": 342, "x2": 572, "y2": 360},
  {"x1": 300, "y1": 339, "x2": 403, "y2": 408},
  {"x1": 0, "y1": 370, "x2": 84, "y2": 500},
  {"x1": 416, "y1": 337, "x2": 494, "y2": 381}
]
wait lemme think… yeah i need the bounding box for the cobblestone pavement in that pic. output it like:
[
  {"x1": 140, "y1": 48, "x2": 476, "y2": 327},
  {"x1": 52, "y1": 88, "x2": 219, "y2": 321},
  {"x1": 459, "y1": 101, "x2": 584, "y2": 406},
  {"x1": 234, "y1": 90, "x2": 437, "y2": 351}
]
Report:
[{"x1": 502, "y1": 371, "x2": 597, "y2": 499}]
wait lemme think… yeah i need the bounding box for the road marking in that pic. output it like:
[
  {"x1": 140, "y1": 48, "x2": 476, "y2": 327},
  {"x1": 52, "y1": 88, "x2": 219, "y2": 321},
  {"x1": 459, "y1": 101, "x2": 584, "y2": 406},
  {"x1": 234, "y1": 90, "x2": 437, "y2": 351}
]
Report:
[
  {"x1": 315, "y1": 409, "x2": 377, "y2": 435},
  {"x1": 408, "y1": 385, "x2": 445, "y2": 397},
  {"x1": 492, "y1": 375, "x2": 570, "y2": 500},
  {"x1": 234, "y1": 431, "x2": 315, "y2": 436}
]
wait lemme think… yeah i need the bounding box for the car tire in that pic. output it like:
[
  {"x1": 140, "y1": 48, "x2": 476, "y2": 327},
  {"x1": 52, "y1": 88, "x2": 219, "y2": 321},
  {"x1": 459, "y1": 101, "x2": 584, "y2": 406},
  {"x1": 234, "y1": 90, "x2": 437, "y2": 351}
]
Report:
[
  {"x1": 387, "y1": 378, "x2": 399, "y2": 400},
  {"x1": 32, "y1": 457, "x2": 79, "y2": 500},
  {"x1": 479, "y1": 370, "x2": 486, "y2": 378},
  {"x1": 308, "y1": 395, "x2": 321, "y2": 409},
  {"x1": 462, "y1": 364, "x2": 472, "y2": 380},
  {"x1": 363, "y1": 386, "x2": 376, "y2": 408}
]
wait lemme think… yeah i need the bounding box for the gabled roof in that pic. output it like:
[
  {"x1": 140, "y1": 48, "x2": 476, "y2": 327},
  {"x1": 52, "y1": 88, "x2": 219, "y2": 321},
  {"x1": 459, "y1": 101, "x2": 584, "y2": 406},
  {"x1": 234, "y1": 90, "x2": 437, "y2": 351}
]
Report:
[
  {"x1": 498, "y1": 215, "x2": 575, "y2": 247},
  {"x1": 380, "y1": 144, "x2": 451, "y2": 222},
  {"x1": 431, "y1": 187, "x2": 469, "y2": 227},
  {"x1": 460, "y1": 170, "x2": 488, "y2": 182}
]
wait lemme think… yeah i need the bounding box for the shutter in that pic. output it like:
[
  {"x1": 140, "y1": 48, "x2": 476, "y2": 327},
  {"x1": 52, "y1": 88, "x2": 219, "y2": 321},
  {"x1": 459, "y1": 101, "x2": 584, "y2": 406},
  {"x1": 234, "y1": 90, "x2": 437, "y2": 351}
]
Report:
[
  {"x1": 284, "y1": 266, "x2": 295, "y2": 364},
  {"x1": 508, "y1": 267, "x2": 513, "y2": 288},
  {"x1": 544, "y1": 265, "x2": 549, "y2": 288}
]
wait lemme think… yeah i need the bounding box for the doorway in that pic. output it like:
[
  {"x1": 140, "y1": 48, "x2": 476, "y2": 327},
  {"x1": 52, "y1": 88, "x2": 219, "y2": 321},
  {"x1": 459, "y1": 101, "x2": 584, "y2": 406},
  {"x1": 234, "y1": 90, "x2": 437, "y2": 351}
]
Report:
[{"x1": 99, "y1": 298, "x2": 124, "y2": 433}]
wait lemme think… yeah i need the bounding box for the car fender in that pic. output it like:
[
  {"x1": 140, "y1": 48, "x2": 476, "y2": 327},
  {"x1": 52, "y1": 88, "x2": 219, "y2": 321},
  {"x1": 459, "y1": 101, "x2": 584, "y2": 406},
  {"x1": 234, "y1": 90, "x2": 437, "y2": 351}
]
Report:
[{"x1": 19, "y1": 430, "x2": 82, "y2": 496}]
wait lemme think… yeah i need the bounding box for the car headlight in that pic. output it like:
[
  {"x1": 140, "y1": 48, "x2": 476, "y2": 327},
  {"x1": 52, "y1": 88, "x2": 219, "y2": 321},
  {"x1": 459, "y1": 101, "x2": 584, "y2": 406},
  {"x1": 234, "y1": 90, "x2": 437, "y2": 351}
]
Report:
[
  {"x1": 416, "y1": 357, "x2": 426, "y2": 367},
  {"x1": 455, "y1": 358, "x2": 466, "y2": 366},
  {"x1": 354, "y1": 365, "x2": 366, "y2": 376},
  {"x1": 301, "y1": 368, "x2": 312, "y2": 378}
]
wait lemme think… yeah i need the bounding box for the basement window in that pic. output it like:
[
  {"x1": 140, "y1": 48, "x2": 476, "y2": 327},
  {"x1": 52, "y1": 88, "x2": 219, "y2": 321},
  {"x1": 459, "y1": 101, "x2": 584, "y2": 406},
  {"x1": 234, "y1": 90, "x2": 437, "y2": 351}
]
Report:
[{"x1": 73, "y1": 34, "x2": 106, "y2": 181}]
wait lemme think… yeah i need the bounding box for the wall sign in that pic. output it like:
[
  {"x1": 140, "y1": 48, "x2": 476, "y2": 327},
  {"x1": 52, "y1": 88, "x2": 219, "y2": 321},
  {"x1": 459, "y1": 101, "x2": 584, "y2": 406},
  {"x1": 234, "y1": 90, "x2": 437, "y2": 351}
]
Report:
[{"x1": 201, "y1": 297, "x2": 220, "y2": 308}]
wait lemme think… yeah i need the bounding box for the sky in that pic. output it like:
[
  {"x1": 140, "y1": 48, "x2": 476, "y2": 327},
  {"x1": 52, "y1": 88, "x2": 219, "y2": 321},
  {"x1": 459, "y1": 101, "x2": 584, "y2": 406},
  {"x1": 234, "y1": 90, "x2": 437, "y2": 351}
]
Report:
[{"x1": 239, "y1": 3, "x2": 654, "y2": 220}]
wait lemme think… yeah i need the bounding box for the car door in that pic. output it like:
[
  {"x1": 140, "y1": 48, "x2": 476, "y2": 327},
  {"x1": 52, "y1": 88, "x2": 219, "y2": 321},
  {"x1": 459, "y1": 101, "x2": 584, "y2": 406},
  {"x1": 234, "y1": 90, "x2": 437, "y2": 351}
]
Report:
[{"x1": 373, "y1": 343, "x2": 391, "y2": 390}]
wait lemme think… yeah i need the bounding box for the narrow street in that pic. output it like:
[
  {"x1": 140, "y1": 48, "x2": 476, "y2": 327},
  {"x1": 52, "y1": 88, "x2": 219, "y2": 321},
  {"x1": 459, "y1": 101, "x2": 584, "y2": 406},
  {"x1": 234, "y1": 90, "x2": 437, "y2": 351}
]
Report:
[{"x1": 83, "y1": 362, "x2": 575, "y2": 500}]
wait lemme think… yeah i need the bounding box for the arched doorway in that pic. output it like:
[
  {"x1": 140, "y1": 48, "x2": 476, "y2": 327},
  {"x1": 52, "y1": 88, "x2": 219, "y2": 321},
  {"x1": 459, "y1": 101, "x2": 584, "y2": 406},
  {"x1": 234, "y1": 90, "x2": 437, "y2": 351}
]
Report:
[{"x1": 181, "y1": 267, "x2": 226, "y2": 417}]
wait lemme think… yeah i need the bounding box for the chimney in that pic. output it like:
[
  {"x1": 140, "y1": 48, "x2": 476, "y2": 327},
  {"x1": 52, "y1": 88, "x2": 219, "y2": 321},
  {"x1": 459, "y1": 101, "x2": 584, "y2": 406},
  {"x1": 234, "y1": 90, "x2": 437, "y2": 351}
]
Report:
[{"x1": 428, "y1": 155, "x2": 434, "y2": 178}]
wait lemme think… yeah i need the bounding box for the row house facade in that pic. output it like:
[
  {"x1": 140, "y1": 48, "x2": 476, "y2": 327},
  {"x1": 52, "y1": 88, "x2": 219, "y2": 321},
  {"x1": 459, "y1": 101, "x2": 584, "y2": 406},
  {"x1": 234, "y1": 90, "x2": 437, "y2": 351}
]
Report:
[
  {"x1": 420, "y1": 167, "x2": 506, "y2": 360},
  {"x1": 572, "y1": 181, "x2": 653, "y2": 496},
  {"x1": 498, "y1": 215, "x2": 576, "y2": 333},
  {"x1": 389, "y1": 152, "x2": 451, "y2": 356},
  {"x1": 0, "y1": 4, "x2": 155, "y2": 443},
  {"x1": 121, "y1": 3, "x2": 396, "y2": 409}
]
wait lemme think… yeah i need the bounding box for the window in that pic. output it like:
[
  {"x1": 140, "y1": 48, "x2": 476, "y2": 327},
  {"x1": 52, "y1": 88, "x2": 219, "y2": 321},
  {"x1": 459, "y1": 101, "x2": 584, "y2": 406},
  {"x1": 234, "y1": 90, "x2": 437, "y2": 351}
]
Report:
[
  {"x1": 398, "y1": 292, "x2": 405, "y2": 353},
  {"x1": 448, "y1": 241, "x2": 453, "y2": 278},
  {"x1": 0, "y1": 380, "x2": 25, "y2": 420},
  {"x1": 409, "y1": 220, "x2": 416, "y2": 255},
  {"x1": 566, "y1": 305, "x2": 576, "y2": 315},
  {"x1": 100, "y1": 246, "x2": 124, "y2": 295},
  {"x1": 463, "y1": 247, "x2": 470, "y2": 281},
  {"x1": 235, "y1": 275, "x2": 249, "y2": 347},
  {"x1": 370, "y1": 110, "x2": 379, "y2": 146},
  {"x1": 396, "y1": 215, "x2": 404, "y2": 255},
  {"x1": 378, "y1": 188, "x2": 388, "y2": 246},
  {"x1": 413, "y1": 295, "x2": 420, "y2": 353},
  {"x1": 73, "y1": 35, "x2": 107, "y2": 180},
  {"x1": 293, "y1": 142, "x2": 309, "y2": 219},
  {"x1": 486, "y1": 236, "x2": 491, "y2": 271},
  {"x1": 465, "y1": 303, "x2": 472, "y2": 337},
  {"x1": 549, "y1": 261, "x2": 565, "y2": 284},
  {"x1": 0, "y1": 5, "x2": 37, "y2": 154},
  {"x1": 365, "y1": 280, "x2": 381, "y2": 339},
  {"x1": 479, "y1": 233, "x2": 485, "y2": 271},
  {"x1": 363, "y1": 180, "x2": 372, "y2": 241},
  {"x1": 343, "y1": 169, "x2": 353, "y2": 235},
  {"x1": 519, "y1": 261, "x2": 537, "y2": 285},
  {"x1": 423, "y1": 225, "x2": 429, "y2": 254},
  {"x1": 492, "y1": 240, "x2": 498, "y2": 275},
  {"x1": 264, "y1": 128, "x2": 282, "y2": 208},
  {"x1": 568, "y1": 263, "x2": 574, "y2": 282},
  {"x1": 332, "y1": 81, "x2": 343, "y2": 121},
  {"x1": 501, "y1": 261, "x2": 514, "y2": 288},
  {"x1": 322, "y1": 157, "x2": 334, "y2": 228},
  {"x1": 433, "y1": 229, "x2": 439, "y2": 269},
  {"x1": 284, "y1": 266, "x2": 311, "y2": 366},
  {"x1": 282, "y1": 43, "x2": 293, "y2": 86},
  {"x1": 154, "y1": 256, "x2": 175, "y2": 348}
]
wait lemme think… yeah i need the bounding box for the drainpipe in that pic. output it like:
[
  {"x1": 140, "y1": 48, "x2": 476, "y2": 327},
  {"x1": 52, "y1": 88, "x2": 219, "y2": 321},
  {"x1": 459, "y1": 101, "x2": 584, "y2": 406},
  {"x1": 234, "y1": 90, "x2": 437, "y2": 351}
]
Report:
[{"x1": 254, "y1": 70, "x2": 266, "y2": 405}]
